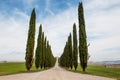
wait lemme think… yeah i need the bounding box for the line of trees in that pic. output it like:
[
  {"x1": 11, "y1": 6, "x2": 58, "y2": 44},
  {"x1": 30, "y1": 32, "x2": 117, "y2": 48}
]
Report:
[
  {"x1": 59, "y1": 2, "x2": 88, "y2": 72},
  {"x1": 59, "y1": 23, "x2": 78, "y2": 70},
  {"x1": 25, "y1": 8, "x2": 56, "y2": 71},
  {"x1": 35, "y1": 24, "x2": 56, "y2": 70}
]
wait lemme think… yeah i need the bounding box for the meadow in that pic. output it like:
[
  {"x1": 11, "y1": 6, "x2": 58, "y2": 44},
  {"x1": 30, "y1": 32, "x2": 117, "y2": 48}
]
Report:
[
  {"x1": 68, "y1": 64, "x2": 120, "y2": 80},
  {"x1": 0, "y1": 62, "x2": 41, "y2": 76}
]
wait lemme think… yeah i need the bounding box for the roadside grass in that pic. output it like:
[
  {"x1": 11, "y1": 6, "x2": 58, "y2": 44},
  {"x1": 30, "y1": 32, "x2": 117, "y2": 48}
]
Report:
[
  {"x1": 0, "y1": 62, "x2": 44, "y2": 76},
  {"x1": 67, "y1": 64, "x2": 120, "y2": 79}
]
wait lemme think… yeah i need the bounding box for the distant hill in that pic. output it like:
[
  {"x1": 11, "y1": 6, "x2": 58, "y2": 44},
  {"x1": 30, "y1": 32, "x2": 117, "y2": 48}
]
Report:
[
  {"x1": 102, "y1": 60, "x2": 120, "y2": 64},
  {"x1": 98, "y1": 60, "x2": 120, "y2": 65},
  {"x1": 89, "y1": 60, "x2": 120, "y2": 65}
]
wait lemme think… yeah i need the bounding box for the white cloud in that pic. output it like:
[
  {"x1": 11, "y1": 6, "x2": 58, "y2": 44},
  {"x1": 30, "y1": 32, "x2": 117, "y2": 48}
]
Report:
[
  {"x1": 0, "y1": 9, "x2": 29, "y2": 61},
  {"x1": 84, "y1": 0, "x2": 120, "y2": 11},
  {"x1": 23, "y1": 0, "x2": 35, "y2": 6},
  {"x1": 45, "y1": 0, "x2": 54, "y2": 15},
  {"x1": 84, "y1": 0, "x2": 120, "y2": 61}
]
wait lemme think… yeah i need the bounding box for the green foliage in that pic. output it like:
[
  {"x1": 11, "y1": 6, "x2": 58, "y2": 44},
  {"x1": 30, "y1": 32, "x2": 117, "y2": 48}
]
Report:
[
  {"x1": 59, "y1": 33, "x2": 73, "y2": 69},
  {"x1": 59, "y1": 2, "x2": 88, "y2": 72},
  {"x1": 25, "y1": 8, "x2": 56, "y2": 71},
  {"x1": 35, "y1": 24, "x2": 42, "y2": 69},
  {"x1": 73, "y1": 23, "x2": 78, "y2": 70},
  {"x1": 59, "y1": 42, "x2": 69, "y2": 67},
  {"x1": 25, "y1": 8, "x2": 36, "y2": 71},
  {"x1": 41, "y1": 32, "x2": 44, "y2": 69},
  {"x1": 45, "y1": 41, "x2": 56, "y2": 67},
  {"x1": 78, "y1": 2, "x2": 88, "y2": 72},
  {"x1": 36, "y1": 28, "x2": 55, "y2": 69},
  {"x1": 68, "y1": 33, "x2": 73, "y2": 69},
  {"x1": 43, "y1": 37, "x2": 47, "y2": 68}
]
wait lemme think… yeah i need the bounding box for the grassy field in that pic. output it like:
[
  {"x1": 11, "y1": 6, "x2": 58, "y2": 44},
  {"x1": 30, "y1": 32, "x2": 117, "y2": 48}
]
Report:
[
  {"x1": 68, "y1": 64, "x2": 120, "y2": 79},
  {"x1": 0, "y1": 62, "x2": 42, "y2": 76}
]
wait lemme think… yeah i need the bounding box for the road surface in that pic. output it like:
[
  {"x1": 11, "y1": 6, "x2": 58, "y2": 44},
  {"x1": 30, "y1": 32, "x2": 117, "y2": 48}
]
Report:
[{"x1": 0, "y1": 59, "x2": 116, "y2": 80}]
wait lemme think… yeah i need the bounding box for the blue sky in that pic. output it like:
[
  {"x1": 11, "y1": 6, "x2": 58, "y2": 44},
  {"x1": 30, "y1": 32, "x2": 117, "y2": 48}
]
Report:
[
  {"x1": 0, "y1": 0, "x2": 120, "y2": 61},
  {"x1": 0, "y1": 0, "x2": 80, "y2": 19}
]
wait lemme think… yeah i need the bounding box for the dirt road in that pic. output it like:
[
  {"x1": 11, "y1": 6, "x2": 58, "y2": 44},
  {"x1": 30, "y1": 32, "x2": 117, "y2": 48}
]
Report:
[{"x1": 0, "y1": 59, "x2": 116, "y2": 80}]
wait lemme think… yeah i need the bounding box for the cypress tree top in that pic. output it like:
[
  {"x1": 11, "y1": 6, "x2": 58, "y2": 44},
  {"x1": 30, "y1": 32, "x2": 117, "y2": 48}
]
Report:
[
  {"x1": 30, "y1": 8, "x2": 36, "y2": 25},
  {"x1": 78, "y1": 2, "x2": 85, "y2": 27}
]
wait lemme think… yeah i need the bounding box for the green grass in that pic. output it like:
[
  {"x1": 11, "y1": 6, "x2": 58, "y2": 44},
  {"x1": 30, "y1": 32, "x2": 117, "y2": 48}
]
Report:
[
  {"x1": 68, "y1": 64, "x2": 120, "y2": 79},
  {"x1": 0, "y1": 62, "x2": 43, "y2": 76}
]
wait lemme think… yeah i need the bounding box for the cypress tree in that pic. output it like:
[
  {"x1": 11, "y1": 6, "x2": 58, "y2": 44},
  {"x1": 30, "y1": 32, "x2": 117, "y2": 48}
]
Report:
[
  {"x1": 49, "y1": 45, "x2": 55, "y2": 67},
  {"x1": 41, "y1": 32, "x2": 44, "y2": 69},
  {"x1": 46, "y1": 41, "x2": 50, "y2": 67},
  {"x1": 44, "y1": 37, "x2": 47, "y2": 68},
  {"x1": 60, "y1": 42, "x2": 68, "y2": 67},
  {"x1": 45, "y1": 41, "x2": 55, "y2": 67},
  {"x1": 59, "y1": 35, "x2": 73, "y2": 69},
  {"x1": 64, "y1": 42, "x2": 69, "y2": 68},
  {"x1": 39, "y1": 26, "x2": 43, "y2": 69},
  {"x1": 25, "y1": 8, "x2": 36, "y2": 71},
  {"x1": 35, "y1": 24, "x2": 42, "y2": 69},
  {"x1": 37, "y1": 28, "x2": 55, "y2": 69},
  {"x1": 68, "y1": 33, "x2": 73, "y2": 69},
  {"x1": 78, "y1": 2, "x2": 88, "y2": 72},
  {"x1": 73, "y1": 23, "x2": 78, "y2": 70}
]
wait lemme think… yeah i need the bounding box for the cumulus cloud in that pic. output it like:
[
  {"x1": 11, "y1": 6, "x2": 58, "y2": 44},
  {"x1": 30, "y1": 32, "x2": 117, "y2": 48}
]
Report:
[
  {"x1": 84, "y1": 0, "x2": 120, "y2": 61},
  {"x1": 0, "y1": 9, "x2": 29, "y2": 61}
]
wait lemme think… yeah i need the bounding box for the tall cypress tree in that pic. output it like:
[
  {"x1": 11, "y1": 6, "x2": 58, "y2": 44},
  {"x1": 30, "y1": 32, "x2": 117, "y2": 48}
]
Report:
[
  {"x1": 41, "y1": 32, "x2": 44, "y2": 69},
  {"x1": 25, "y1": 8, "x2": 36, "y2": 71},
  {"x1": 44, "y1": 37, "x2": 47, "y2": 68},
  {"x1": 59, "y1": 43, "x2": 66, "y2": 67},
  {"x1": 68, "y1": 33, "x2": 73, "y2": 69},
  {"x1": 50, "y1": 45, "x2": 56, "y2": 67},
  {"x1": 73, "y1": 23, "x2": 78, "y2": 70},
  {"x1": 60, "y1": 41, "x2": 68, "y2": 67},
  {"x1": 35, "y1": 24, "x2": 42, "y2": 69},
  {"x1": 46, "y1": 41, "x2": 50, "y2": 67},
  {"x1": 64, "y1": 42, "x2": 69, "y2": 68},
  {"x1": 78, "y1": 2, "x2": 88, "y2": 72}
]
